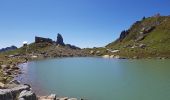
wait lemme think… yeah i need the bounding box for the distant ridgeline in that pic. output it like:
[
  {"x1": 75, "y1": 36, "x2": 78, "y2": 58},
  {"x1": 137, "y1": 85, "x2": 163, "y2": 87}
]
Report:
[
  {"x1": 35, "y1": 33, "x2": 80, "y2": 49},
  {"x1": 0, "y1": 46, "x2": 17, "y2": 53}
]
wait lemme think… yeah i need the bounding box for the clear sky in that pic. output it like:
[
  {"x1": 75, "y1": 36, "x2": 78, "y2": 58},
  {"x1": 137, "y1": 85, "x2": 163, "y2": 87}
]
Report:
[{"x1": 0, "y1": 0, "x2": 169, "y2": 48}]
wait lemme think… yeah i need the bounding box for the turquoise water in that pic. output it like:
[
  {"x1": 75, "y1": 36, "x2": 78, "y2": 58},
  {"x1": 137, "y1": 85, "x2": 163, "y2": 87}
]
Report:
[{"x1": 18, "y1": 57, "x2": 170, "y2": 100}]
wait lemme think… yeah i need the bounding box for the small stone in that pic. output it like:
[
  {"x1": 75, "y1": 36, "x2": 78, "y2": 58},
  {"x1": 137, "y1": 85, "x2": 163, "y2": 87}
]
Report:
[{"x1": 47, "y1": 94, "x2": 56, "y2": 100}]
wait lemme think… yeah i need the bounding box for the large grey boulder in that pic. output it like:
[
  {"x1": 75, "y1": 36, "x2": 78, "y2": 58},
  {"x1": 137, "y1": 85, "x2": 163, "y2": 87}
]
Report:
[
  {"x1": 18, "y1": 90, "x2": 37, "y2": 100},
  {"x1": 0, "y1": 89, "x2": 13, "y2": 100},
  {"x1": 47, "y1": 94, "x2": 56, "y2": 100},
  {"x1": 0, "y1": 84, "x2": 30, "y2": 100}
]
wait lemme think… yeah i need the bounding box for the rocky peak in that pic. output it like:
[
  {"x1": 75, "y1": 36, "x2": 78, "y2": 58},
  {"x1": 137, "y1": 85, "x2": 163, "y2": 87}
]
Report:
[{"x1": 56, "y1": 33, "x2": 65, "y2": 46}]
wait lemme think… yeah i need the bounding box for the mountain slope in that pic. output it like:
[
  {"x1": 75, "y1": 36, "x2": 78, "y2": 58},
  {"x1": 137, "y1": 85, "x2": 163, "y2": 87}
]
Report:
[{"x1": 104, "y1": 15, "x2": 170, "y2": 58}]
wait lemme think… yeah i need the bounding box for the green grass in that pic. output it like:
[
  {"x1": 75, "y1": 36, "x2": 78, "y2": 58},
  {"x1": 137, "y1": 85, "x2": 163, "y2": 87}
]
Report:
[{"x1": 102, "y1": 16, "x2": 170, "y2": 58}]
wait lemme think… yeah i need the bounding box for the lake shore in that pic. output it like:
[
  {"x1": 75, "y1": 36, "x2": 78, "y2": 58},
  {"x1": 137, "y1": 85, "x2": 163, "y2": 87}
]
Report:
[
  {"x1": 0, "y1": 51, "x2": 169, "y2": 100},
  {"x1": 0, "y1": 54, "x2": 87, "y2": 100}
]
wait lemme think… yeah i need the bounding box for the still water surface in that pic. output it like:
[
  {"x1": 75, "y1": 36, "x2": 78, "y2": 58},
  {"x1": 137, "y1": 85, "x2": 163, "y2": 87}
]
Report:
[{"x1": 17, "y1": 57, "x2": 170, "y2": 100}]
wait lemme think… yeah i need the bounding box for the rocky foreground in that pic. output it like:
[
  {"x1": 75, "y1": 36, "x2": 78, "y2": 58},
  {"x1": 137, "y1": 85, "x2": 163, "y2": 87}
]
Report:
[
  {"x1": 0, "y1": 51, "x2": 88, "y2": 100},
  {"x1": 0, "y1": 52, "x2": 86, "y2": 100},
  {"x1": 0, "y1": 80, "x2": 79, "y2": 100}
]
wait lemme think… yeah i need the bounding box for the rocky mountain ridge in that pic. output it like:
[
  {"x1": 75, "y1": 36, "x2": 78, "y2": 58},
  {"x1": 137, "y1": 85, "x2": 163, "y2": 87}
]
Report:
[
  {"x1": 0, "y1": 46, "x2": 17, "y2": 53},
  {"x1": 88, "y1": 14, "x2": 170, "y2": 59},
  {"x1": 1, "y1": 33, "x2": 88, "y2": 59}
]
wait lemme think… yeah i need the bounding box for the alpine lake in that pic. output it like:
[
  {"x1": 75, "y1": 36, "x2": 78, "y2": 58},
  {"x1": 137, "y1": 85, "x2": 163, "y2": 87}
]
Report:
[{"x1": 16, "y1": 57, "x2": 170, "y2": 100}]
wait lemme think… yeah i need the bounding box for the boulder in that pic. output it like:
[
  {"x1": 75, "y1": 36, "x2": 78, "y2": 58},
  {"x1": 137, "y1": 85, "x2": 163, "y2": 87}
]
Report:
[
  {"x1": 10, "y1": 84, "x2": 30, "y2": 98},
  {"x1": 136, "y1": 35, "x2": 145, "y2": 41},
  {"x1": 9, "y1": 79, "x2": 20, "y2": 85},
  {"x1": 68, "y1": 98, "x2": 77, "y2": 100},
  {"x1": 110, "y1": 55, "x2": 115, "y2": 58},
  {"x1": 56, "y1": 97, "x2": 68, "y2": 100},
  {"x1": 31, "y1": 55, "x2": 38, "y2": 59},
  {"x1": 102, "y1": 55, "x2": 110, "y2": 58},
  {"x1": 114, "y1": 55, "x2": 120, "y2": 59},
  {"x1": 19, "y1": 98, "x2": 25, "y2": 100},
  {"x1": 110, "y1": 50, "x2": 120, "y2": 53},
  {"x1": 18, "y1": 90, "x2": 37, "y2": 100},
  {"x1": 139, "y1": 44, "x2": 146, "y2": 48},
  {"x1": 96, "y1": 51, "x2": 100, "y2": 54},
  {"x1": 1, "y1": 65, "x2": 10, "y2": 70},
  {"x1": 0, "y1": 89, "x2": 13, "y2": 100},
  {"x1": 90, "y1": 50, "x2": 94, "y2": 54},
  {"x1": 0, "y1": 82, "x2": 5, "y2": 89},
  {"x1": 47, "y1": 94, "x2": 56, "y2": 100}
]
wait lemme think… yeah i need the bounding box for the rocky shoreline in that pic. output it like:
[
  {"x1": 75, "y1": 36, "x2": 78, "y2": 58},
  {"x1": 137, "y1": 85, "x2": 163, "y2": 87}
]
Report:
[
  {"x1": 0, "y1": 81, "x2": 80, "y2": 100},
  {"x1": 0, "y1": 54, "x2": 87, "y2": 100}
]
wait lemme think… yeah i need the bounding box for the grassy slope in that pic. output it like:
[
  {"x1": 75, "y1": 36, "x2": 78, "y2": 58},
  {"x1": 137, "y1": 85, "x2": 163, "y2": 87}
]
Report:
[{"x1": 106, "y1": 16, "x2": 170, "y2": 58}]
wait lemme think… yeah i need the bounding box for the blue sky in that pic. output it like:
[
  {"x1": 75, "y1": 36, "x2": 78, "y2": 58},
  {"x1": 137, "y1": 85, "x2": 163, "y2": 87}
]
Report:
[{"x1": 0, "y1": 0, "x2": 169, "y2": 48}]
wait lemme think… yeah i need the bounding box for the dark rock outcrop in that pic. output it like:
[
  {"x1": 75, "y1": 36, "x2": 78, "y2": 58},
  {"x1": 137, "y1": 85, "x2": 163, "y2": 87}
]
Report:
[
  {"x1": 35, "y1": 36, "x2": 53, "y2": 44},
  {"x1": 0, "y1": 46, "x2": 17, "y2": 53},
  {"x1": 56, "y1": 33, "x2": 65, "y2": 46},
  {"x1": 119, "y1": 30, "x2": 129, "y2": 41}
]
